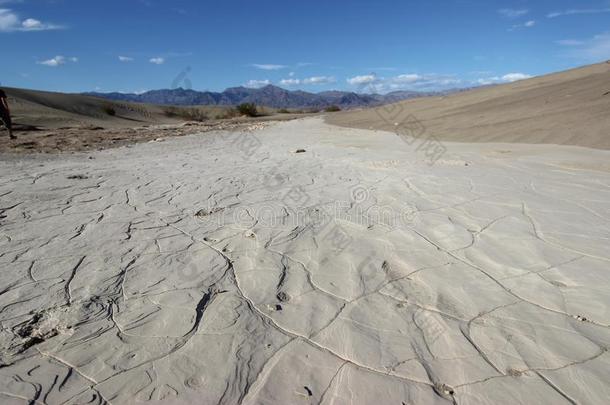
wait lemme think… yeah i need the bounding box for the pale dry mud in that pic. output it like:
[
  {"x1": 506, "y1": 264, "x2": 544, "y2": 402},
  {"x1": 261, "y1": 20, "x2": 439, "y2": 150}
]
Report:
[{"x1": 0, "y1": 118, "x2": 609, "y2": 405}]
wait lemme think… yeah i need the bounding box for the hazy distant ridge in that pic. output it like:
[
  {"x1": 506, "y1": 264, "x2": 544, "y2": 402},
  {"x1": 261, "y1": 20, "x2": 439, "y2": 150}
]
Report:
[{"x1": 84, "y1": 85, "x2": 458, "y2": 108}]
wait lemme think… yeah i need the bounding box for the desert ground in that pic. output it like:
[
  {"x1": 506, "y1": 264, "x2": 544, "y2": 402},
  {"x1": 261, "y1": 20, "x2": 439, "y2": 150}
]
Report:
[
  {"x1": 1, "y1": 63, "x2": 610, "y2": 404},
  {"x1": 1, "y1": 115, "x2": 609, "y2": 404}
]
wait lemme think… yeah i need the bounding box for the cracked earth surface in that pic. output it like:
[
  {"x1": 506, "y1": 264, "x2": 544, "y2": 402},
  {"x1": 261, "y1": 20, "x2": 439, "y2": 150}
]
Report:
[{"x1": 0, "y1": 118, "x2": 609, "y2": 404}]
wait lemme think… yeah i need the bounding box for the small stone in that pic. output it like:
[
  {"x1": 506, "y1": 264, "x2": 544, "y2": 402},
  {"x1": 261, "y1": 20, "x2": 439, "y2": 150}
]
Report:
[{"x1": 276, "y1": 291, "x2": 290, "y2": 302}]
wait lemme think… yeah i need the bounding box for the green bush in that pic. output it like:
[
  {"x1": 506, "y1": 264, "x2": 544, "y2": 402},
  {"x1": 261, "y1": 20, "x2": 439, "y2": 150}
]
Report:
[
  {"x1": 324, "y1": 105, "x2": 341, "y2": 112},
  {"x1": 277, "y1": 108, "x2": 290, "y2": 114},
  {"x1": 236, "y1": 103, "x2": 258, "y2": 117}
]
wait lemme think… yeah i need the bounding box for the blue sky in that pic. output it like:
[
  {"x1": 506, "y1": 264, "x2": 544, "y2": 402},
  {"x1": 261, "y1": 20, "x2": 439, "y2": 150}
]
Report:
[{"x1": 1, "y1": 0, "x2": 610, "y2": 94}]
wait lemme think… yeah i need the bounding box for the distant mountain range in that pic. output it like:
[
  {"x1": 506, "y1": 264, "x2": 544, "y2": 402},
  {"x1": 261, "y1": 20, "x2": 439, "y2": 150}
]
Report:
[{"x1": 84, "y1": 85, "x2": 466, "y2": 109}]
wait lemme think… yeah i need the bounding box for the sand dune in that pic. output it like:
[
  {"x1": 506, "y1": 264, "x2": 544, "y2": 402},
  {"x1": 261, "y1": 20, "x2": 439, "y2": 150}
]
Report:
[
  {"x1": 5, "y1": 87, "x2": 179, "y2": 129},
  {"x1": 327, "y1": 62, "x2": 610, "y2": 150},
  {"x1": 1, "y1": 118, "x2": 609, "y2": 404},
  {"x1": 3, "y1": 87, "x2": 238, "y2": 130}
]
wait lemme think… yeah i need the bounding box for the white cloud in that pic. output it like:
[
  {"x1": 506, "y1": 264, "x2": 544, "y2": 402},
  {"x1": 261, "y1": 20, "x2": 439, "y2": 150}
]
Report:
[
  {"x1": 392, "y1": 74, "x2": 461, "y2": 89},
  {"x1": 498, "y1": 8, "x2": 529, "y2": 18},
  {"x1": 280, "y1": 76, "x2": 336, "y2": 86},
  {"x1": 37, "y1": 55, "x2": 78, "y2": 67},
  {"x1": 509, "y1": 20, "x2": 536, "y2": 31},
  {"x1": 0, "y1": 8, "x2": 18, "y2": 31},
  {"x1": 346, "y1": 74, "x2": 378, "y2": 85},
  {"x1": 244, "y1": 79, "x2": 271, "y2": 88},
  {"x1": 149, "y1": 57, "x2": 165, "y2": 65},
  {"x1": 477, "y1": 77, "x2": 499, "y2": 85},
  {"x1": 556, "y1": 32, "x2": 610, "y2": 61},
  {"x1": 0, "y1": 8, "x2": 63, "y2": 32},
  {"x1": 251, "y1": 63, "x2": 287, "y2": 70},
  {"x1": 477, "y1": 73, "x2": 532, "y2": 85},
  {"x1": 21, "y1": 18, "x2": 41, "y2": 29},
  {"x1": 502, "y1": 73, "x2": 532, "y2": 82},
  {"x1": 279, "y1": 78, "x2": 300, "y2": 86},
  {"x1": 348, "y1": 72, "x2": 462, "y2": 92},
  {"x1": 393, "y1": 74, "x2": 423, "y2": 83},
  {"x1": 119, "y1": 56, "x2": 134, "y2": 62},
  {"x1": 547, "y1": 8, "x2": 610, "y2": 18},
  {"x1": 303, "y1": 76, "x2": 336, "y2": 84}
]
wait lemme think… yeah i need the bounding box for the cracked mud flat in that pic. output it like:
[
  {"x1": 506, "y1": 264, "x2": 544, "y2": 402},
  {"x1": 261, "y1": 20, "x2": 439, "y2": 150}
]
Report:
[{"x1": 0, "y1": 117, "x2": 609, "y2": 404}]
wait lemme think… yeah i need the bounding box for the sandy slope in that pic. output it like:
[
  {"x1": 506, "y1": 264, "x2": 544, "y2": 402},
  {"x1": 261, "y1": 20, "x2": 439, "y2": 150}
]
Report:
[
  {"x1": 2, "y1": 87, "x2": 246, "y2": 130},
  {"x1": 4, "y1": 87, "x2": 182, "y2": 129},
  {"x1": 327, "y1": 62, "x2": 610, "y2": 150},
  {"x1": 1, "y1": 118, "x2": 609, "y2": 404}
]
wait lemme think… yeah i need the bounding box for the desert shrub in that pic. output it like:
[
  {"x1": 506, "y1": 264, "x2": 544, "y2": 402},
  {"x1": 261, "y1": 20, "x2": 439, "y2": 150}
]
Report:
[
  {"x1": 217, "y1": 108, "x2": 240, "y2": 119},
  {"x1": 102, "y1": 104, "x2": 116, "y2": 116},
  {"x1": 236, "y1": 103, "x2": 258, "y2": 117},
  {"x1": 163, "y1": 106, "x2": 179, "y2": 118},
  {"x1": 277, "y1": 108, "x2": 290, "y2": 113},
  {"x1": 184, "y1": 109, "x2": 209, "y2": 122},
  {"x1": 163, "y1": 107, "x2": 208, "y2": 122},
  {"x1": 324, "y1": 105, "x2": 341, "y2": 112}
]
